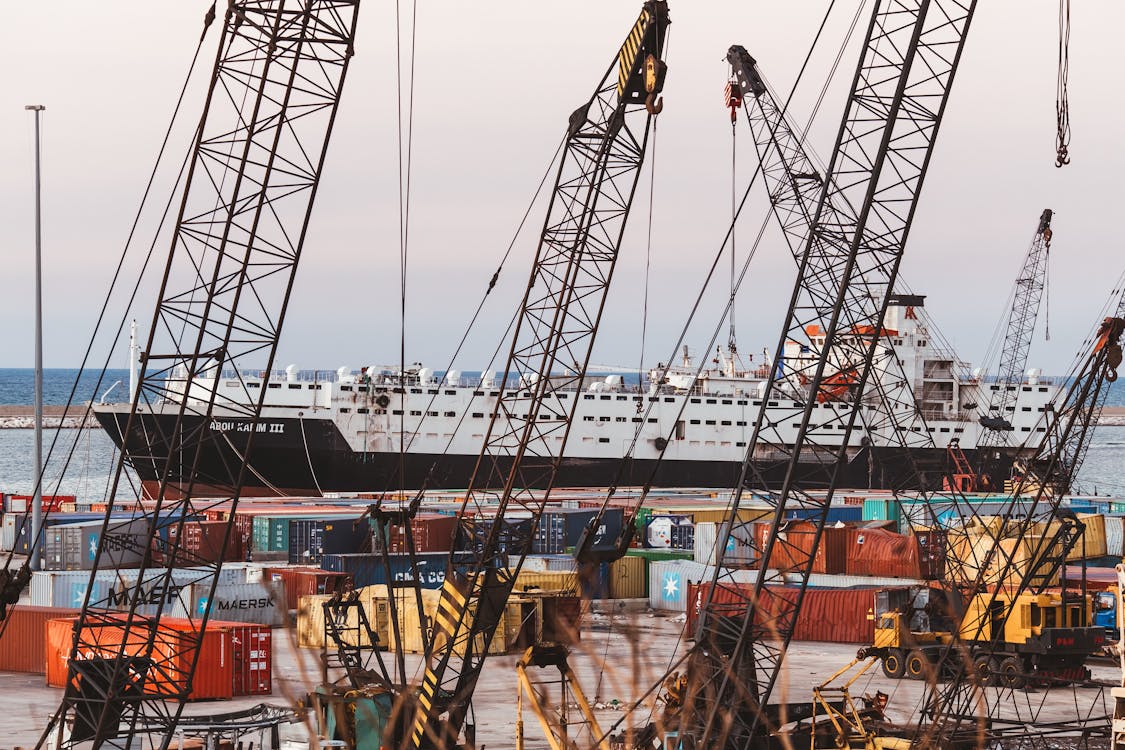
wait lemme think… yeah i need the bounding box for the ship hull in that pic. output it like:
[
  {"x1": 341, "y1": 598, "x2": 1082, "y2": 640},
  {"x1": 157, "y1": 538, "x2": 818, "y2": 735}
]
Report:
[{"x1": 94, "y1": 410, "x2": 989, "y2": 498}]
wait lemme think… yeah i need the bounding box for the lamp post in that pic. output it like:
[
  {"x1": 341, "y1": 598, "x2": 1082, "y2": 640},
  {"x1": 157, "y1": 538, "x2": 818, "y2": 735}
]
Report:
[{"x1": 26, "y1": 104, "x2": 45, "y2": 572}]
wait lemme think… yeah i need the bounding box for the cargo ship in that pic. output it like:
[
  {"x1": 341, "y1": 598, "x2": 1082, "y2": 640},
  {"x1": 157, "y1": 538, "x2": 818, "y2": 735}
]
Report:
[{"x1": 93, "y1": 296, "x2": 1059, "y2": 498}]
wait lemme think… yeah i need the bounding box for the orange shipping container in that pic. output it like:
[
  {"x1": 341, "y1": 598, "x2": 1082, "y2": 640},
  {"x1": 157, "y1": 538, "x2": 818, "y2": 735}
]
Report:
[
  {"x1": 46, "y1": 616, "x2": 233, "y2": 701},
  {"x1": 753, "y1": 521, "x2": 847, "y2": 574},
  {"x1": 844, "y1": 527, "x2": 923, "y2": 579},
  {"x1": 0, "y1": 606, "x2": 79, "y2": 673},
  {"x1": 264, "y1": 567, "x2": 352, "y2": 610},
  {"x1": 686, "y1": 583, "x2": 889, "y2": 644}
]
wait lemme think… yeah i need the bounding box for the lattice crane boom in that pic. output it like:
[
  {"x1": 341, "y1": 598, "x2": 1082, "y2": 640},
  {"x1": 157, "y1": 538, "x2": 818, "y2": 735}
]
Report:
[
  {"x1": 406, "y1": 5, "x2": 670, "y2": 749},
  {"x1": 683, "y1": 3, "x2": 978, "y2": 748},
  {"x1": 36, "y1": 3, "x2": 360, "y2": 748},
  {"x1": 979, "y1": 209, "x2": 1054, "y2": 445}
]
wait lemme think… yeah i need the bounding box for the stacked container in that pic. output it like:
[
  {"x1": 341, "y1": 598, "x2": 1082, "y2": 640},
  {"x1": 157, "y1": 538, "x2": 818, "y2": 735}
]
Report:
[{"x1": 321, "y1": 552, "x2": 449, "y2": 588}]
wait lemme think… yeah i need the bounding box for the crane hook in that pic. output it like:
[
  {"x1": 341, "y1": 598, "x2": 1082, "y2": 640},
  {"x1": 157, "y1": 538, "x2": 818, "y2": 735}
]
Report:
[{"x1": 646, "y1": 92, "x2": 664, "y2": 115}]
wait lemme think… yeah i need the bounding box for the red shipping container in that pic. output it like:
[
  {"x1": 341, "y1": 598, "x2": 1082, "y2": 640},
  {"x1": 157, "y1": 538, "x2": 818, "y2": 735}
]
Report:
[
  {"x1": 686, "y1": 583, "x2": 886, "y2": 644},
  {"x1": 0, "y1": 606, "x2": 79, "y2": 673},
  {"x1": 754, "y1": 521, "x2": 847, "y2": 574},
  {"x1": 374, "y1": 514, "x2": 459, "y2": 554},
  {"x1": 263, "y1": 567, "x2": 352, "y2": 610},
  {"x1": 181, "y1": 520, "x2": 246, "y2": 563},
  {"x1": 209, "y1": 619, "x2": 272, "y2": 696},
  {"x1": 46, "y1": 616, "x2": 233, "y2": 701},
  {"x1": 845, "y1": 527, "x2": 923, "y2": 579}
]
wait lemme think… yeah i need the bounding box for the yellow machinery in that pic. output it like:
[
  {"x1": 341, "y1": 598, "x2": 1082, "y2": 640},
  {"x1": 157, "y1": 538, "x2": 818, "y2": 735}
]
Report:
[
  {"x1": 868, "y1": 586, "x2": 1104, "y2": 688},
  {"x1": 808, "y1": 656, "x2": 910, "y2": 750},
  {"x1": 516, "y1": 643, "x2": 611, "y2": 750}
]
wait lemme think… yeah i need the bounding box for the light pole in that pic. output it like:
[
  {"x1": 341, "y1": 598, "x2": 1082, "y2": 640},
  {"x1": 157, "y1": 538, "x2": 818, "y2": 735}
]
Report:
[{"x1": 26, "y1": 104, "x2": 45, "y2": 572}]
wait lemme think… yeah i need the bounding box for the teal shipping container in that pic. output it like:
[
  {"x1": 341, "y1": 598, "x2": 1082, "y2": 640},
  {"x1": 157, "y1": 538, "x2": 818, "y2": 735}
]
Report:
[
  {"x1": 862, "y1": 498, "x2": 901, "y2": 528},
  {"x1": 252, "y1": 514, "x2": 353, "y2": 552}
]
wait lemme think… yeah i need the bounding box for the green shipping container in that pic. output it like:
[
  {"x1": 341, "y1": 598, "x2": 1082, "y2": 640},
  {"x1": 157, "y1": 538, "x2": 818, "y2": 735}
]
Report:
[{"x1": 862, "y1": 498, "x2": 901, "y2": 527}]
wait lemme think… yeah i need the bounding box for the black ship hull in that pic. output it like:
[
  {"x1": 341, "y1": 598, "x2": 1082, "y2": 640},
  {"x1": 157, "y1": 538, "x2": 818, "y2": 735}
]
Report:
[{"x1": 94, "y1": 410, "x2": 996, "y2": 498}]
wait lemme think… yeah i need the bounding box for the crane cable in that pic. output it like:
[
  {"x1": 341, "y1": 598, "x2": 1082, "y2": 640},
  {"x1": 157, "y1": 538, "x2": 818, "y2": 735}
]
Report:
[
  {"x1": 1055, "y1": 0, "x2": 1072, "y2": 168},
  {"x1": 637, "y1": 121, "x2": 659, "y2": 391}
]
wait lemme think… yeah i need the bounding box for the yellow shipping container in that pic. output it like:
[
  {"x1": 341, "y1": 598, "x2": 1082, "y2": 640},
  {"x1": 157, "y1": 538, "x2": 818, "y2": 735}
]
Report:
[
  {"x1": 504, "y1": 570, "x2": 579, "y2": 594},
  {"x1": 296, "y1": 593, "x2": 377, "y2": 650},
  {"x1": 1076, "y1": 514, "x2": 1108, "y2": 559},
  {"x1": 608, "y1": 554, "x2": 647, "y2": 599},
  {"x1": 945, "y1": 532, "x2": 1060, "y2": 589}
]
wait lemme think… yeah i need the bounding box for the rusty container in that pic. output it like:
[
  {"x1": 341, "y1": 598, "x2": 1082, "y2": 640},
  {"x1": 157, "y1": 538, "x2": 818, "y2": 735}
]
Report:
[
  {"x1": 209, "y1": 619, "x2": 272, "y2": 696},
  {"x1": 263, "y1": 566, "x2": 353, "y2": 610},
  {"x1": 844, "y1": 527, "x2": 923, "y2": 579},
  {"x1": 0, "y1": 606, "x2": 79, "y2": 673},
  {"x1": 754, "y1": 521, "x2": 847, "y2": 574}
]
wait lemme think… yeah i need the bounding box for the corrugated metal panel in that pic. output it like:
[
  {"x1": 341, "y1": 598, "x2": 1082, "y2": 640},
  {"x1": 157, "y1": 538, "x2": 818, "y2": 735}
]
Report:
[
  {"x1": 845, "y1": 528, "x2": 923, "y2": 579},
  {"x1": 373, "y1": 514, "x2": 459, "y2": 554},
  {"x1": 1106, "y1": 515, "x2": 1124, "y2": 557},
  {"x1": 694, "y1": 522, "x2": 756, "y2": 567},
  {"x1": 29, "y1": 568, "x2": 244, "y2": 611},
  {"x1": 46, "y1": 616, "x2": 233, "y2": 700},
  {"x1": 648, "y1": 560, "x2": 710, "y2": 612},
  {"x1": 506, "y1": 570, "x2": 579, "y2": 594},
  {"x1": 209, "y1": 619, "x2": 272, "y2": 696},
  {"x1": 0, "y1": 606, "x2": 79, "y2": 673},
  {"x1": 321, "y1": 552, "x2": 449, "y2": 588},
  {"x1": 804, "y1": 573, "x2": 926, "y2": 588},
  {"x1": 754, "y1": 521, "x2": 846, "y2": 574},
  {"x1": 168, "y1": 581, "x2": 284, "y2": 626},
  {"x1": 608, "y1": 554, "x2": 646, "y2": 599},
  {"x1": 263, "y1": 567, "x2": 351, "y2": 610},
  {"x1": 1078, "y1": 514, "x2": 1108, "y2": 559},
  {"x1": 686, "y1": 584, "x2": 885, "y2": 644}
]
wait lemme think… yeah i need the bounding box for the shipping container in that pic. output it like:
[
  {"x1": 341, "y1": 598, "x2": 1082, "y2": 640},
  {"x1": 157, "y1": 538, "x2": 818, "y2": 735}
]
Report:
[
  {"x1": 608, "y1": 554, "x2": 647, "y2": 599},
  {"x1": 505, "y1": 570, "x2": 579, "y2": 594},
  {"x1": 1106, "y1": 515, "x2": 1124, "y2": 557},
  {"x1": 167, "y1": 581, "x2": 284, "y2": 626},
  {"x1": 297, "y1": 593, "x2": 378, "y2": 650},
  {"x1": 180, "y1": 520, "x2": 246, "y2": 564},
  {"x1": 754, "y1": 521, "x2": 846, "y2": 575},
  {"x1": 29, "y1": 568, "x2": 244, "y2": 611},
  {"x1": 321, "y1": 552, "x2": 449, "y2": 589},
  {"x1": 694, "y1": 522, "x2": 756, "y2": 567},
  {"x1": 0, "y1": 605, "x2": 78, "y2": 673},
  {"x1": 648, "y1": 560, "x2": 712, "y2": 612},
  {"x1": 289, "y1": 516, "x2": 368, "y2": 564},
  {"x1": 534, "y1": 509, "x2": 623, "y2": 554},
  {"x1": 644, "y1": 515, "x2": 692, "y2": 549},
  {"x1": 844, "y1": 527, "x2": 924, "y2": 579},
  {"x1": 372, "y1": 513, "x2": 459, "y2": 554},
  {"x1": 41, "y1": 519, "x2": 151, "y2": 571},
  {"x1": 862, "y1": 498, "x2": 901, "y2": 527},
  {"x1": 208, "y1": 619, "x2": 272, "y2": 696},
  {"x1": 456, "y1": 516, "x2": 536, "y2": 556},
  {"x1": 264, "y1": 566, "x2": 352, "y2": 610},
  {"x1": 685, "y1": 583, "x2": 889, "y2": 644},
  {"x1": 46, "y1": 615, "x2": 233, "y2": 700}
]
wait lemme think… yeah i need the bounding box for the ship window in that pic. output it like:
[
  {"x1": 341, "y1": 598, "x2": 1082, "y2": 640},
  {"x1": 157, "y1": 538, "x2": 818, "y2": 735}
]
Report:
[
  {"x1": 954, "y1": 428, "x2": 964, "y2": 433},
  {"x1": 927, "y1": 427, "x2": 935, "y2": 432},
  {"x1": 736, "y1": 441, "x2": 746, "y2": 447},
  {"x1": 616, "y1": 417, "x2": 627, "y2": 422},
  {"x1": 690, "y1": 419, "x2": 701, "y2": 425},
  {"x1": 664, "y1": 398, "x2": 674, "y2": 403},
  {"x1": 737, "y1": 400, "x2": 747, "y2": 406},
  {"x1": 940, "y1": 427, "x2": 950, "y2": 433},
  {"x1": 556, "y1": 414, "x2": 566, "y2": 420},
  {"x1": 721, "y1": 420, "x2": 732, "y2": 426},
  {"x1": 634, "y1": 396, "x2": 643, "y2": 402},
  {"x1": 989, "y1": 385, "x2": 999, "y2": 391},
  {"x1": 411, "y1": 388, "x2": 422, "y2": 394},
  {"x1": 392, "y1": 409, "x2": 403, "y2": 415},
  {"x1": 473, "y1": 412, "x2": 484, "y2": 418},
  {"x1": 411, "y1": 410, "x2": 422, "y2": 416},
  {"x1": 919, "y1": 340, "x2": 927, "y2": 347},
  {"x1": 768, "y1": 401, "x2": 778, "y2": 407},
  {"x1": 792, "y1": 423, "x2": 802, "y2": 428},
  {"x1": 632, "y1": 417, "x2": 643, "y2": 423},
  {"x1": 706, "y1": 399, "x2": 717, "y2": 405},
  {"x1": 340, "y1": 408, "x2": 350, "y2": 413},
  {"x1": 288, "y1": 384, "x2": 302, "y2": 389},
  {"x1": 599, "y1": 437, "x2": 610, "y2": 443},
  {"x1": 357, "y1": 385, "x2": 368, "y2": 392},
  {"x1": 1036, "y1": 427, "x2": 1046, "y2": 432},
  {"x1": 374, "y1": 387, "x2": 387, "y2": 393},
  {"x1": 268, "y1": 383, "x2": 281, "y2": 389},
  {"x1": 647, "y1": 418, "x2": 657, "y2": 423},
  {"x1": 690, "y1": 398, "x2": 701, "y2": 404},
  {"x1": 427, "y1": 411, "x2": 438, "y2": 417},
  {"x1": 584, "y1": 416, "x2": 594, "y2": 422},
  {"x1": 600, "y1": 395, "x2": 611, "y2": 401},
  {"x1": 1039, "y1": 387, "x2": 1048, "y2": 392},
  {"x1": 616, "y1": 396, "x2": 628, "y2": 401},
  {"x1": 705, "y1": 420, "x2": 716, "y2": 426},
  {"x1": 1021, "y1": 386, "x2": 1031, "y2": 392},
  {"x1": 599, "y1": 416, "x2": 610, "y2": 422},
  {"x1": 444, "y1": 411, "x2": 456, "y2": 417},
  {"x1": 912, "y1": 427, "x2": 921, "y2": 432},
  {"x1": 753, "y1": 400, "x2": 761, "y2": 406},
  {"x1": 375, "y1": 409, "x2": 386, "y2": 415},
  {"x1": 354, "y1": 408, "x2": 367, "y2": 414},
  {"x1": 584, "y1": 395, "x2": 595, "y2": 400},
  {"x1": 490, "y1": 391, "x2": 500, "y2": 397},
  {"x1": 393, "y1": 387, "x2": 404, "y2": 394},
  {"x1": 428, "y1": 389, "x2": 438, "y2": 395},
  {"x1": 473, "y1": 390, "x2": 484, "y2": 396},
  {"x1": 722, "y1": 399, "x2": 732, "y2": 405},
  {"x1": 312, "y1": 384, "x2": 323, "y2": 390},
  {"x1": 558, "y1": 393, "x2": 568, "y2": 399},
  {"x1": 540, "y1": 414, "x2": 551, "y2": 420},
  {"x1": 1022, "y1": 407, "x2": 1031, "y2": 411},
  {"x1": 444, "y1": 389, "x2": 456, "y2": 395},
  {"x1": 340, "y1": 385, "x2": 352, "y2": 392},
  {"x1": 649, "y1": 397, "x2": 659, "y2": 402},
  {"x1": 1021, "y1": 427, "x2": 1031, "y2": 432}
]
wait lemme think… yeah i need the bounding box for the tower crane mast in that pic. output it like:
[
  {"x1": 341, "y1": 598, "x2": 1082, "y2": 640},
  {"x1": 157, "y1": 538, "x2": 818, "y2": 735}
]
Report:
[
  {"x1": 979, "y1": 209, "x2": 1054, "y2": 445},
  {"x1": 35, "y1": 2, "x2": 360, "y2": 748},
  {"x1": 407, "y1": 5, "x2": 669, "y2": 749},
  {"x1": 682, "y1": 2, "x2": 978, "y2": 748}
]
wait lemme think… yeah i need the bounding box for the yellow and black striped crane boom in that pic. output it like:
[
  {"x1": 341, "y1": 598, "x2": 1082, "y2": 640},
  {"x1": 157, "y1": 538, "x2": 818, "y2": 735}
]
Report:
[{"x1": 406, "y1": 4, "x2": 669, "y2": 749}]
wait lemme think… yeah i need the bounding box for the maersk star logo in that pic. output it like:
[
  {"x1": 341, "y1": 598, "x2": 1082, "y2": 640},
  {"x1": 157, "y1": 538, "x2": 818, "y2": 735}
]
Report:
[
  {"x1": 663, "y1": 573, "x2": 680, "y2": 599},
  {"x1": 89, "y1": 534, "x2": 99, "y2": 561}
]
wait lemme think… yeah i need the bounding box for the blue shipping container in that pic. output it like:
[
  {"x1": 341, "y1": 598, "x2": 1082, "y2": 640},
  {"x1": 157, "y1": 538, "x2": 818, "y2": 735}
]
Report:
[{"x1": 321, "y1": 552, "x2": 450, "y2": 588}]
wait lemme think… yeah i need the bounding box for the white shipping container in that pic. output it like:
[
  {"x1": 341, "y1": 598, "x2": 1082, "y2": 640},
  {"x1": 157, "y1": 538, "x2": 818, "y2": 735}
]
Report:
[
  {"x1": 694, "y1": 522, "x2": 757, "y2": 567},
  {"x1": 1105, "y1": 515, "x2": 1124, "y2": 557},
  {"x1": 29, "y1": 568, "x2": 244, "y2": 612},
  {"x1": 803, "y1": 573, "x2": 925, "y2": 589},
  {"x1": 42, "y1": 519, "x2": 150, "y2": 571},
  {"x1": 649, "y1": 560, "x2": 710, "y2": 612},
  {"x1": 1, "y1": 515, "x2": 20, "y2": 552},
  {"x1": 168, "y1": 581, "x2": 283, "y2": 626}
]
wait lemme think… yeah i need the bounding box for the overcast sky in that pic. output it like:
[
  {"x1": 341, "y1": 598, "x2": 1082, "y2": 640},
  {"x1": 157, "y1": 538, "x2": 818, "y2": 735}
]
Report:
[{"x1": 2, "y1": 2, "x2": 1123, "y2": 379}]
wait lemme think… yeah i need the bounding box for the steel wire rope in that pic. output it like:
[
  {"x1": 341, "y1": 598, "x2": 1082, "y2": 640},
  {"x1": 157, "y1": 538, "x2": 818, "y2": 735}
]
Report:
[
  {"x1": 637, "y1": 121, "x2": 659, "y2": 391},
  {"x1": 395, "y1": 0, "x2": 418, "y2": 502},
  {"x1": 589, "y1": 0, "x2": 874, "y2": 739},
  {"x1": 0, "y1": 3, "x2": 218, "y2": 620},
  {"x1": 1056, "y1": 0, "x2": 1072, "y2": 168},
  {"x1": 584, "y1": 0, "x2": 862, "y2": 550}
]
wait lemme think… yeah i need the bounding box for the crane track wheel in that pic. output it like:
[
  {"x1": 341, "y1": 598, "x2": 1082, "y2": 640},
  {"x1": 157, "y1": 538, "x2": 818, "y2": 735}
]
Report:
[
  {"x1": 881, "y1": 649, "x2": 905, "y2": 679},
  {"x1": 997, "y1": 656, "x2": 1026, "y2": 689},
  {"x1": 973, "y1": 655, "x2": 998, "y2": 687}
]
